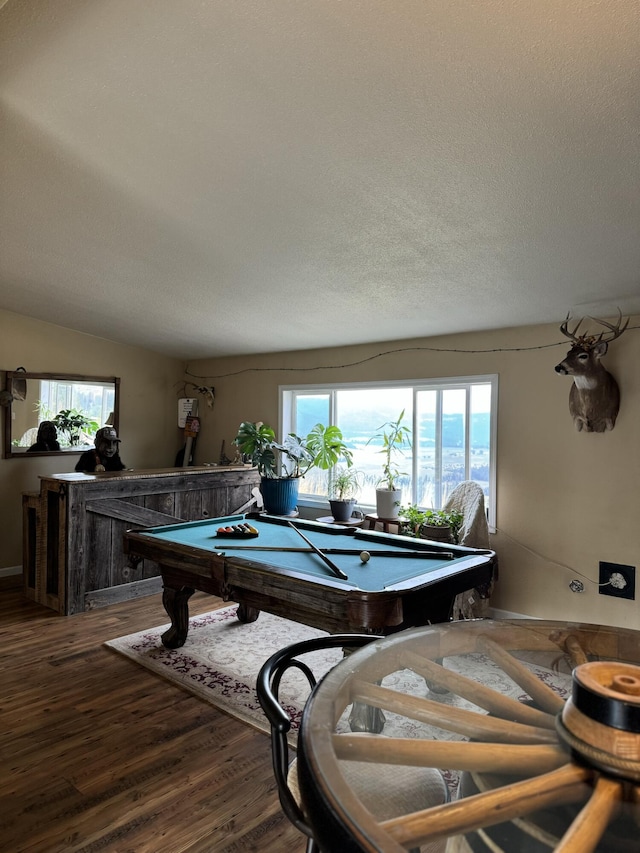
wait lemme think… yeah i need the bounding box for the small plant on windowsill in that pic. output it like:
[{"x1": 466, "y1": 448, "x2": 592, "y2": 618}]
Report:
[
  {"x1": 400, "y1": 504, "x2": 429, "y2": 537},
  {"x1": 329, "y1": 466, "x2": 360, "y2": 500},
  {"x1": 328, "y1": 466, "x2": 361, "y2": 523},
  {"x1": 400, "y1": 505, "x2": 464, "y2": 545}
]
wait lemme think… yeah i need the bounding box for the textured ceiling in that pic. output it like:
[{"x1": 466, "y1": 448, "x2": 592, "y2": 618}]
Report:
[{"x1": 1, "y1": 0, "x2": 639, "y2": 359}]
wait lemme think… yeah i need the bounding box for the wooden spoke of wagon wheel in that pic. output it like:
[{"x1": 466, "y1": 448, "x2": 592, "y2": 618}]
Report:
[
  {"x1": 403, "y1": 650, "x2": 557, "y2": 729},
  {"x1": 381, "y1": 763, "x2": 592, "y2": 848},
  {"x1": 554, "y1": 775, "x2": 623, "y2": 853},
  {"x1": 332, "y1": 734, "x2": 569, "y2": 776},
  {"x1": 349, "y1": 680, "x2": 559, "y2": 744},
  {"x1": 476, "y1": 635, "x2": 566, "y2": 715}
]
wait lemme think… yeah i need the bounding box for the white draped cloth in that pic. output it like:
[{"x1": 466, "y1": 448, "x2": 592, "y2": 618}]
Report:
[{"x1": 444, "y1": 482, "x2": 494, "y2": 620}]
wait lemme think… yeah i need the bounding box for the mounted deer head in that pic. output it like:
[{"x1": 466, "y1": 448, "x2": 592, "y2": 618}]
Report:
[{"x1": 554, "y1": 310, "x2": 628, "y2": 432}]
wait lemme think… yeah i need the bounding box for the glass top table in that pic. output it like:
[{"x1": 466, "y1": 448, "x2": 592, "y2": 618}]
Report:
[{"x1": 297, "y1": 619, "x2": 640, "y2": 853}]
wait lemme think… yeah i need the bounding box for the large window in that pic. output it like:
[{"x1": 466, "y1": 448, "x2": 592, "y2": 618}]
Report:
[{"x1": 281, "y1": 376, "x2": 497, "y2": 526}]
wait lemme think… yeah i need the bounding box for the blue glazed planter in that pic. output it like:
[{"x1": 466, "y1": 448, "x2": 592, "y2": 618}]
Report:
[{"x1": 260, "y1": 477, "x2": 300, "y2": 516}]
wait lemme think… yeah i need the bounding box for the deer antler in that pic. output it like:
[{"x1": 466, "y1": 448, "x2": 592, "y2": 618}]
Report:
[
  {"x1": 560, "y1": 308, "x2": 629, "y2": 347},
  {"x1": 587, "y1": 308, "x2": 629, "y2": 343},
  {"x1": 559, "y1": 313, "x2": 585, "y2": 343}
]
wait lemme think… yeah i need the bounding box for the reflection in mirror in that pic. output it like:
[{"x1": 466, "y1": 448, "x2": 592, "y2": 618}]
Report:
[{"x1": 3, "y1": 372, "x2": 120, "y2": 458}]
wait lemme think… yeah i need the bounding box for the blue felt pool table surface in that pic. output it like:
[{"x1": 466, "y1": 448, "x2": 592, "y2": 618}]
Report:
[{"x1": 132, "y1": 514, "x2": 490, "y2": 591}]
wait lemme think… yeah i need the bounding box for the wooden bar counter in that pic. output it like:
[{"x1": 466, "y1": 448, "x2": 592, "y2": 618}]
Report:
[{"x1": 23, "y1": 465, "x2": 260, "y2": 615}]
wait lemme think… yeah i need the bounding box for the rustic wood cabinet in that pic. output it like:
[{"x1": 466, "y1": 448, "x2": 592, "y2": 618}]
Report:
[{"x1": 23, "y1": 466, "x2": 260, "y2": 614}]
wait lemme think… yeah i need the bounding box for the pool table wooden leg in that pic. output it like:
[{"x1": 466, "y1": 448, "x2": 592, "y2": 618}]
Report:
[
  {"x1": 236, "y1": 603, "x2": 260, "y2": 623},
  {"x1": 161, "y1": 585, "x2": 195, "y2": 648},
  {"x1": 343, "y1": 644, "x2": 386, "y2": 733},
  {"x1": 349, "y1": 701, "x2": 386, "y2": 734}
]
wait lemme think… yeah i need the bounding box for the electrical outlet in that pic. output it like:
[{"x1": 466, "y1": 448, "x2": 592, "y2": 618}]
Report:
[{"x1": 599, "y1": 561, "x2": 635, "y2": 600}]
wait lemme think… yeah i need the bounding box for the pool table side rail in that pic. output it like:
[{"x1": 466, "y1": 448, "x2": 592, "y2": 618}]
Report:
[
  {"x1": 123, "y1": 523, "x2": 494, "y2": 595},
  {"x1": 122, "y1": 515, "x2": 496, "y2": 635}
]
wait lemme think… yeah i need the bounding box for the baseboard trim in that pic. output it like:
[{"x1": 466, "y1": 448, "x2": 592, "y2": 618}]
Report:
[
  {"x1": 0, "y1": 565, "x2": 21, "y2": 578},
  {"x1": 487, "y1": 607, "x2": 538, "y2": 620}
]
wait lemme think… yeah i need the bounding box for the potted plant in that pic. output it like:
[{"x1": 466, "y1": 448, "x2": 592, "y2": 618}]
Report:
[
  {"x1": 427, "y1": 508, "x2": 463, "y2": 543},
  {"x1": 367, "y1": 409, "x2": 411, "y2": 520},
  {"x1": 400, "y1": 505, "x2": 464, "y2": 544},
  {"x1": 328, "y1": 466, "x2": 361, "y2": 522},
  {"x1": 52, "y1": 408, "x2": 99, "y2": 447},
  {"x1": 233, "y1": 421, "x2": 352, "y2": 515},
  {"x1": 399, "y1": 504, "x2": 430, "y2": 537},
  {"x1": 305, "y1": 423, "x2": 353, "y2": 474}
]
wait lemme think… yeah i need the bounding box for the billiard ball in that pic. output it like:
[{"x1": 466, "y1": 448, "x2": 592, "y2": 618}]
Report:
[{"x1": 359, "y1": 550, "x2": 371, "y2": 563}]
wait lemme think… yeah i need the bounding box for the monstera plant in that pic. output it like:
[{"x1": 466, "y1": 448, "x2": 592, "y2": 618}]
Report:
[{"x1": 233, "y1": 421, "x2": 352, "y2": 515}]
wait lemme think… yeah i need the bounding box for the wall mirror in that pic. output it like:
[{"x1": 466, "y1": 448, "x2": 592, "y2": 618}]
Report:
[{"x1": 2, "y1": 371, "x2": 120, "y2": 459}]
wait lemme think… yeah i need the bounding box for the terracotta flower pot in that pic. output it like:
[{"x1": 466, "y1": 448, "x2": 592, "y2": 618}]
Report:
[{"x1": 420, "y1": 524, "x2": 453, "y2": 543}]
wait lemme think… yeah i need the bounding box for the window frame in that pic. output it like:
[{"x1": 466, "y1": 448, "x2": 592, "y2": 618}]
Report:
[{"x1": 280, "y1": 374, "x2": 497, "y2": 529}]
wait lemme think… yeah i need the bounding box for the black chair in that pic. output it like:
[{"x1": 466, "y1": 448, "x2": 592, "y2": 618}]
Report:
[{"x1": 257, "y1": 633, "x2": 450, "y2": 853}]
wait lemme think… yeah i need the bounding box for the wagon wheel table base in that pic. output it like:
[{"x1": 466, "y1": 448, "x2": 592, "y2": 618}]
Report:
[{"x1": 298, "y1": 619, "x2": 640, "y2": 853}]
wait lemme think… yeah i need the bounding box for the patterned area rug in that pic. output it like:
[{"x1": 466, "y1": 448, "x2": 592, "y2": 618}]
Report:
[
  {"x1": 105, "y1": 606, "x2": 343, "y2": 737},
  {"x1": 105, "y1": 607, "x2": 573, "y2": 778}
]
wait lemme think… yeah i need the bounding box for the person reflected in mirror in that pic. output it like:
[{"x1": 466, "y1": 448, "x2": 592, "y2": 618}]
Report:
[
  {"x1": 27, "y1": 421, "x2": 61, "y2": 452},
  {"x1": 75, "y1": 426, "x2": 126, "y2": 472}
]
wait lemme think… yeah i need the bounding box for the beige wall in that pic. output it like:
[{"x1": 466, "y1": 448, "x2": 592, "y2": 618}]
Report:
[
  {"x1": 0, "y1": 309, "x2": 184, "y2": 568},
  {"x1": 185, "y1": 316, "x2": 640, "y2": 631},
  {"x1": 3, "y1": 308, "x2": 638, "y2": 631}
]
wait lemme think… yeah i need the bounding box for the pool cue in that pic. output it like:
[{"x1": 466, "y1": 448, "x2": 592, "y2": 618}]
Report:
[
  {"x1": 286, "y1": 521, "x2": 349, "y2": 580},
  {"x1": 213, "y1": 544, "x2": 454, "y2": 559}
]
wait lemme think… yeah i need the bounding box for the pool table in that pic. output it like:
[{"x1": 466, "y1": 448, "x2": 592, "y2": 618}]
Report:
[{"x1": 123, "y1": 514, "x2": 495, "y2": 648}]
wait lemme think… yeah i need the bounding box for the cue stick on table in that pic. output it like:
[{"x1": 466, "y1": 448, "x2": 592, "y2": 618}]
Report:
[
  {"x1": 212, "y1": 544, "x2": 454, "y2": 559},
  {"x1": 286, "y1": 521, "x2": 349, "y2": 580}
]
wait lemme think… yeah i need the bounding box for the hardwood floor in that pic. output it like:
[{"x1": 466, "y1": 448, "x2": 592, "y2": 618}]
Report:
[{"x1": 0, "y1": 577, "x2": 305, "y2": 852}]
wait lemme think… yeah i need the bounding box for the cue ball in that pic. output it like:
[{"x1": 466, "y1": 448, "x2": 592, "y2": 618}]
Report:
[{"x1": 359, "y1": 550, "x2": 371, "y2": 563}]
